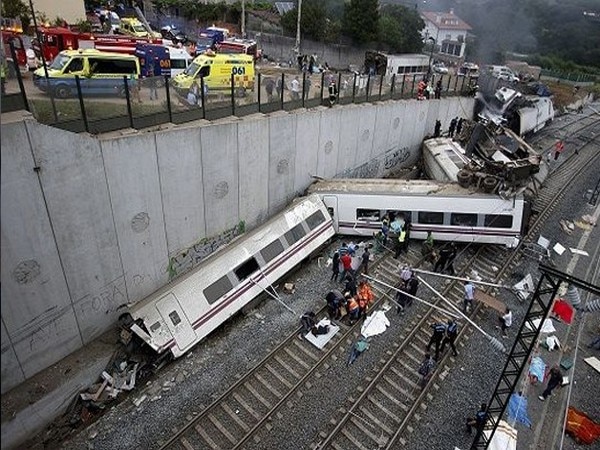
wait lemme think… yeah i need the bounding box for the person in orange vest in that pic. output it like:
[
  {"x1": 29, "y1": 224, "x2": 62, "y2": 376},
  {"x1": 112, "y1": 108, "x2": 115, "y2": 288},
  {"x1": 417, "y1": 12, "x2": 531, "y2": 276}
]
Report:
[
  {"x1": 553, "y1": 140, "x2": 564, "y2": 160},
  {"x1": 357, "y1": 279, "x2": 375, "y2": 317},
  {"x1": 345, "y1": 293, "x2": 360, "y2": 325}
]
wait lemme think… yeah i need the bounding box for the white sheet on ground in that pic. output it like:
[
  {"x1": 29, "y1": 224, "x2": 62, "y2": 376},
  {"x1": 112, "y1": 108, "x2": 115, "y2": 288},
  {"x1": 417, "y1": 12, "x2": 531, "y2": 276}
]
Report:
[
  {"x1": 513, "y1": 273, "x2": 534, "y2": 301},
  {"x1": 526, "y1": 318, "x2": 556, "y2": 333},
  {"x1": 484, "y1": 419, "x2": 517, "y2": 450},
  {"x1": 304, "y1": 319, "x2": 340, "y2": 350},
  {"x1": 361, "y1": 310, "x2": 390, "y2": 338}
]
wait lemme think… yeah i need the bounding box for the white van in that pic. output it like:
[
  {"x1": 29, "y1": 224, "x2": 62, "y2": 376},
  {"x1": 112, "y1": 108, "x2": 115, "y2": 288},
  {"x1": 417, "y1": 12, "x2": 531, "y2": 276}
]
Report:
[{"x1": 488, "y1": 65, "x2": 519, "y2": 83}]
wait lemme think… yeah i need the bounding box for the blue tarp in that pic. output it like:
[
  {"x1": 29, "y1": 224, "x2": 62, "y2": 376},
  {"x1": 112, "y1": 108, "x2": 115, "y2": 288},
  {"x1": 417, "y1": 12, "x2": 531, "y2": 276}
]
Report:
[{"x1": 507, "y1": 393, "x2": 533, "y2": 428}]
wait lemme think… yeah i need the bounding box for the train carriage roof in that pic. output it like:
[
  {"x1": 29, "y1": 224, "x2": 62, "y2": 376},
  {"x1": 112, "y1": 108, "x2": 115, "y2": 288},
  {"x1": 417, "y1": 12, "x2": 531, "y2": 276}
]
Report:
[{"x1": 307, "y1": 178, "x2": 514, "y2": 198}]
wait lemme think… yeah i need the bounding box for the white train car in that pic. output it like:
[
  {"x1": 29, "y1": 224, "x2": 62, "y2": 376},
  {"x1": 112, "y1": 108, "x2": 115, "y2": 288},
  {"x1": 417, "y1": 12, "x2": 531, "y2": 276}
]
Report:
[
  {"x1": 515, "y1": 96, "x2": 554, "y2": 136},
  {"x1": 307, "y1": 179, "x2": 528, "y2": 247},
  {"x1": 123, "y1": 194, "x2": 334, "y2": 358}
]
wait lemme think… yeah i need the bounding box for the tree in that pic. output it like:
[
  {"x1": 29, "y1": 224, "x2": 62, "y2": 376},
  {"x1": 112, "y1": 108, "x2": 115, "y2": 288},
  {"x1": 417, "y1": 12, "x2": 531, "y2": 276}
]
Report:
[
  {"x1": 1, "y1": 0, "x2": 31, "y2": 29},
  {"x1": 378, "y1": 5, "x2": 425, "y2": 53},
  {"x1": 280, "y1": 0, "x2": 328, "y2": 42},
  {"x1": 342, "y1": 0, "x2": 379, "y2": 44}
]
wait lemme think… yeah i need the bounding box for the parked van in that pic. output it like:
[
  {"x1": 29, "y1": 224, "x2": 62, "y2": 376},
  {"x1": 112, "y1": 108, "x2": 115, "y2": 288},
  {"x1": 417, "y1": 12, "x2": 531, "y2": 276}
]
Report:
[
  {"x1": 120, "y1": 18, "x2": 149, "y2": 37},
  {"x1": 171, "y1": 51, "x2": 254, "y2": 95},
  {"x1": 135, "y1": 43, "x2": 193, "y2": 77},
  {"x1": 33, "y1": 49, "x2": 140, "y2": 98},
  {"x1": 488, "y1": 65, "x2": 519, "y2": 83}
]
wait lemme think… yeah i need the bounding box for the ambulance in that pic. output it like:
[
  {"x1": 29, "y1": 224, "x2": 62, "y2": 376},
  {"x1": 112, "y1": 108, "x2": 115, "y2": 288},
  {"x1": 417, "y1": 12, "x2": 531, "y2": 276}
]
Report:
[
  {"x1": 33, "y1": 49, "x2": 140, "y2": 98},
  {"x1": 171, "y1": 51, "x2": 254, "y2": 95}
]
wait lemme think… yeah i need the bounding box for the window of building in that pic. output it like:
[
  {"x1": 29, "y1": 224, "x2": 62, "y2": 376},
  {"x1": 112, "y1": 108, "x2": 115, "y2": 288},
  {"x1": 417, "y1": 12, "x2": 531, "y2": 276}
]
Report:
[
  {"x1": 305, "y1": 210, "x2": 326, "y2": 230},
  {"x1": 203, "y1": 275, "x2": 234, "y2": 304},
  {"x1": 484, "y1": 214, "x2": 514, "y2": 228},
  {"x1": 168, "y1": 311, "x2": 181, "y2": 326},
  {"x1": 418, "y1": 211, "x2": 444, "y2": 224},
  {"x1": 261, "y1": 239, "x2": 285, "y2": 263},
  {"x1": 451, "y1": 213, "x2": 478, "y2": 227},
  {"x1": 284, "y1": 223, "x2": 307, "y2": 246},
  {"x1": 357, "y1": 209, "x2": 381, "y2": 221},
  {"x1": 234, "y1": 257, "x2": 260, "y2": 281}
]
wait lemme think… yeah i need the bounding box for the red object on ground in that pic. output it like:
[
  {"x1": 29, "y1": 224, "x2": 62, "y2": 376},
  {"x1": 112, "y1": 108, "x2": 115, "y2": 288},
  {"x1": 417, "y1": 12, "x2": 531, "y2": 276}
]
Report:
[
  {"x1": 566, "y1": 407, "x2": 600, "y2": 445},
  {"x1": 552, "y1": 298, "x2": 574, "y2": 324}
]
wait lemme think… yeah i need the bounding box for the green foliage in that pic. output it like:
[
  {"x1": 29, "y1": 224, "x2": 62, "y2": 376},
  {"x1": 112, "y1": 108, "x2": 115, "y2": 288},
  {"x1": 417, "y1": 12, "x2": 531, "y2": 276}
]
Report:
[
  {"x1": 280, "y1": 0, "x2": 328, "y2": 42},
  {"x1": 75, "y1": 19, "x2": 93, "y2": 33},
  {"x1": 377, "y1": 5, "x2": 425, "y2": 53},
  {"x1": 1, "y1": 0, "x2": 30, "y2": 28},
  {"x1": 343, "y1": 0, "x2": 379, "y2": 44}
]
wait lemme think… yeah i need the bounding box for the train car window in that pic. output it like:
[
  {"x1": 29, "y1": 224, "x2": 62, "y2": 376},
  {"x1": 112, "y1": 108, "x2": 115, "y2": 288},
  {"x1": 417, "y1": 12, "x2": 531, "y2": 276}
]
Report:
[
  {"x1": 284, "y1": 223, "x2": 307, "y2": 246},
  {"x1": 418, "y1": 211, "x2": 444, "y2": 224},
  {"x1": 451, "y1": 213, "x2": 478, "y2": 227},
  {"x1": 203, "y1": 275, "x2": 234, "y2": 304},
  {"x1": 305, "y1": 210, "x2": 326, "y2": 230},
  {"x1": 169, "y1": 311, "x2": 182, "y2": 326},
  {"x1": 356, "y1": 209, "x2": 380, "y2": 221},
  {"x1": 484, "y1": 214, "x2": 513, "y2": 228},
  {"x1": 261, "y1": 239, "x2": 285, "y2": 263},
  {"x1": 234, "y1": 257, "x2": 260, "y2": 281},
  {"x1": 150, "y1": 321, "x2": 161, "y2": 332}
]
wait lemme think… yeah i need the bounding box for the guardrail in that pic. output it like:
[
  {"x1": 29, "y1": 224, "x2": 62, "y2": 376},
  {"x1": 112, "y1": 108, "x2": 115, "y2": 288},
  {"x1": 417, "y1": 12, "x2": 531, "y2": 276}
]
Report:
[
  {"x1": 4, "y1": 59, "x2": 477, "y2": 135},
  {"x1": 539, "y1": 69, "x2": 598, "y2": 84}
]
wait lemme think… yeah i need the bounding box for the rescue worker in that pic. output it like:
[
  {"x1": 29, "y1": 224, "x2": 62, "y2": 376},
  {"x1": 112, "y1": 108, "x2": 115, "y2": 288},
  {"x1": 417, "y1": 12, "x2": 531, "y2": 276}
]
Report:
[
  {"x1": 434, "y1": 119, "x2": 442, "y2": 137},
  {"x1": 330, "y1": 251, "x2": 340, "y2": 282},
  {"x1": 418, "y1": 353, "x2": 435, "y2": 389},
  {"x1": 328, "y1": 79, "x2": 338, "y2": 107},
  {"x1": 463, "y1": 280, "x2": 475, "y2": 313},
  {"x1": 426, "y1": 322, "x2": 446, "y2": 360},
  {"x1": 434, "y1": 244, "x2": 452, "y2": 273},
  {"x1": 359, "y1": 245, "x2": 371, "y2": 275},
  {"x1": 357, "y1": 279, "x2": 374, "y2": 317},
  {"x1": 539, "y1": 366, "x2": 563, "y2": 401},
  {"x1": 345, "y1": 293, "x2": 360, "y2": 325},
  {"x1": 406, "y1": 273, "x2": 419, "y2": 307},
  {"x1": 344, "y1": 274, "x2": 357, "y2": 297},
  {"x1": 394, "y1": 225, "x2": 407, "y2": 259},
  {"x1": 422, "y1": 231, "x2": 435, "y2": 263},
  {"x1": 339, "y1": 252, "x2": 353, "y2": 283},
  {"x1": 325, "y1": 290, "x2": 344, "y2": 320},
  {"x1": 466, "y1": 403, "x2": 488, "y2": 437},
  {"x1": 395, "y1": 285, "x2": 409, "y2": 315},
  {"x1": 440, "y1": 319, "x2": 459, "y2": 356}
]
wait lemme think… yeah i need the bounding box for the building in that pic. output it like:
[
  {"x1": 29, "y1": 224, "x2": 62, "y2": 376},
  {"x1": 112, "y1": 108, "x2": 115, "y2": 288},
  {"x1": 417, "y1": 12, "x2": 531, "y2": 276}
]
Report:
[
  {"x1": 421, "y1": 9, "x2": 471, "y2": 63},
  {"x1": 32, "y1": 0, "x2": 85, "y2": 25}
]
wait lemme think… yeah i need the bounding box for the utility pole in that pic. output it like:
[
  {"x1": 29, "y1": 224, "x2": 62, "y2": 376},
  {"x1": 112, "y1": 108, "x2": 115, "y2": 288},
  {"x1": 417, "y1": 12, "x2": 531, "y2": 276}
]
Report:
[
  {"x1": 241, "y1": 0, "x2": 246, "y2": 38},
  {"x1": 295, "y1": 0, "x2": 302, "y2": 56}
]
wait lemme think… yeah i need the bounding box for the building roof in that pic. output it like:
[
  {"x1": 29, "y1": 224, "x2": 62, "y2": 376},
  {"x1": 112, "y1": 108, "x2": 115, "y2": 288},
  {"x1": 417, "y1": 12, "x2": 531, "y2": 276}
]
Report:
[{"x1": 421, "y1": 11, "x2": 472, "y2": 31}]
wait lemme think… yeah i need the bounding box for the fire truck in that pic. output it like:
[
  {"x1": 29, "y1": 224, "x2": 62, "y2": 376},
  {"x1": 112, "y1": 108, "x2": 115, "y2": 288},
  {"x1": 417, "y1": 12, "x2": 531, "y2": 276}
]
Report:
[
  {"x1": 1, "y1": 18, "x2": 27, "y2": 71},
  {"x1": 216, "y1": 38, "x2": 261, "y2": 60},
  {"x1": 32, "y1": 27, "x2": 162, "y2": 62}
]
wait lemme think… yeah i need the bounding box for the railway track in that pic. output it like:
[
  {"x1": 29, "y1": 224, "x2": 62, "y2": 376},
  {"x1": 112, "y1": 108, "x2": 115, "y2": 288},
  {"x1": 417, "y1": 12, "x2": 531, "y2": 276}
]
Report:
[
  {"x1": 159, "y1": 123, "x2": 599, "y2": 450},
  {"x1": 528, "y1": 110, "x2": 599, "y2": 149}
]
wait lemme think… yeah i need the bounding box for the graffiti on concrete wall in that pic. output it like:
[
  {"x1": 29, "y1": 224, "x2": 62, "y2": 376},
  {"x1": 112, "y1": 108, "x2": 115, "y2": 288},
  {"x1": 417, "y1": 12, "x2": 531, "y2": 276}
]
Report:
[
  {"x1": 76, "y1": 274, "x2": 128, "y2": 316},
  {"x1": 340, "y1": 145, "x2": 412, "y2": 179},
  {"x1": 383, "y1": 146, "x2": 411, "y2": 170},
  {"x1": 167, "y1": 221, "x2": 246, "y2": 281}
]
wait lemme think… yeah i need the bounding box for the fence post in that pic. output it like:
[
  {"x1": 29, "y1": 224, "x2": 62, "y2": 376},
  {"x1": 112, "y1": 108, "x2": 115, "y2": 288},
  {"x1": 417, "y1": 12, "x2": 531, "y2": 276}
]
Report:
[
  {"x1": 352, "y1": 73, "x2": 357, "y2": 102},
  {"x1": 446, "y1": 74, "x2": 451, "y2": 92},
  {"x1": 74, "y1": 76, "x2": 89, "y2": 133},
  {"x1": 257, "y1": 73, "x2": 262, "y2": 112},
  {"x1": 8, "y1": 41, "x2": 29, "y2": 112},
  {"x1": 123, "y1": 76, "x2": 134, "y2": 129},
  {"x1": 378, "y1": 74, "x2": 384, "y2": 100},
  {"x1": 366, "y1": 74, "x2": 370, "y2": 102},
  {"x1": 390, "y1": 74, "x2": 396, "y2": 98},
  {"x1": 231, "y1": 73, "x2": 235, "y2": 116},
  {"x1": 280, "y1": 73, "x2": 284, "y2": 109},
  {"x1": 453, "y1": 74, "x2": 459, "y2": 93},
  {"x1": 411, "y1": 74, "x2": 417, "y2": 96},
  {"x1": 320, "y1": 72, "x2": 325, "y2": 105},
  {"x1": 401, "y1": 75, "x2": 406, "y2": 98},
  {"x1": 302, "y1": 71, "x2": 306, "y2": 108},
  {"x1": 200, "y1": 77, "x2": 206, "y2": 119},
  {"x1": 164, "y1": 76, "x2": 173, "y2": 123},
  {"x1": 460, "y1": 75, "x2": 465, "y2": 94}
]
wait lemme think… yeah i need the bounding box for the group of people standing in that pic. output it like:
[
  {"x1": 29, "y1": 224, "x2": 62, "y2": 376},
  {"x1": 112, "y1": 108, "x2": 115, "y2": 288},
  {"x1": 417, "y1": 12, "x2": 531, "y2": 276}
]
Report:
[{"x1": 433, "y1": 116, "x2": 465, "y2": 138}]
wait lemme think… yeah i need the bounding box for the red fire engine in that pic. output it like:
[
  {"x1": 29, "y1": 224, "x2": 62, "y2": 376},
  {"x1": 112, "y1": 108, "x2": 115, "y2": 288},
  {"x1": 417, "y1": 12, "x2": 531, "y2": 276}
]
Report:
[
  {"x1": 1, "y1": 18, "x2": 27, "y2": 70},
  {"x1": 32, "y1": 27, "x2": 163, "y2": 62},
  {"x1": 216, "y1": 38, "x2": 261, "y2": 60}
]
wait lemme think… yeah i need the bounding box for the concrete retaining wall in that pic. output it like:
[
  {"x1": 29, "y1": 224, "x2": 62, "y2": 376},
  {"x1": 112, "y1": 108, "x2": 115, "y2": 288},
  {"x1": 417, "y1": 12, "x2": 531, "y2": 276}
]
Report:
[{"x1": 0, "y1": 96, "x2": 474, "y2": 394}]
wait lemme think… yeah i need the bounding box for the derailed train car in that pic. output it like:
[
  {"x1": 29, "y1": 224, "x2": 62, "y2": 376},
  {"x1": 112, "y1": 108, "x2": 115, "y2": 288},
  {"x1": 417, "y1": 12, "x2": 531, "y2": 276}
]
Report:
[
  {"x1": 307, "y1": 178, "x2": 528, "y2": 248},
  {"x1": 120, "y1": 194, "x2": 334, "y2": 359}
]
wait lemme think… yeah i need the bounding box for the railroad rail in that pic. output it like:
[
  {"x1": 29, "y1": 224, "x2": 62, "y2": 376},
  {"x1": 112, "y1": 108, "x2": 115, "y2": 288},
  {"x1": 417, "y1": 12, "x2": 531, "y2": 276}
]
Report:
[
  {"x1": 528, "y1": 110, "x2": 599, "y2": 149},
  {"x1": 159, "y1": 122, "x2": 599, "y2": 450}
]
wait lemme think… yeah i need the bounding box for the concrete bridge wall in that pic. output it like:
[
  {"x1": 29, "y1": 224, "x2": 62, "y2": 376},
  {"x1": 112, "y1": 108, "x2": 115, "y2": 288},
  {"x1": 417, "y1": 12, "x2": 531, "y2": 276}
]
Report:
[{"x1": 1, "y1": 96, "x2": 474, "y2": 394}]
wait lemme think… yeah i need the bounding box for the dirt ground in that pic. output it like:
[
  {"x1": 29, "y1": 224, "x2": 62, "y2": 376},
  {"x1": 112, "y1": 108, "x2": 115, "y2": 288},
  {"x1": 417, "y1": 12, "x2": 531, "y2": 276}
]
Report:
[{"x1": 544, "y1": 81, "x2": 593, "y2": 110}]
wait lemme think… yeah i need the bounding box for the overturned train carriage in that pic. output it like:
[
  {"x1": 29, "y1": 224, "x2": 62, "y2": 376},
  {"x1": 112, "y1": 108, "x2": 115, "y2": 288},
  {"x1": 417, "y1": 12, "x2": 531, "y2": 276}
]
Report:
[
  {"x1": 122, "y1": 194, "x2": 335, "y2": 358},
  {"x1": 307, "y1": 178, "x2": 528, "y2": 247}
]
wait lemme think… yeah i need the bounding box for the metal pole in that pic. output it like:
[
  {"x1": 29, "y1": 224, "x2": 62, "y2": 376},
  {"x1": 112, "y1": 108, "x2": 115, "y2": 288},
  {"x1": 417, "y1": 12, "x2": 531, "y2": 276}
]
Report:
[
  {"x1": 390, "y1": 73, "x2": 395, "y2": 98},
  {"x1": 295, "y1": 0, "x2": 302, "y2": 56},
  {"x1": 280, "y1": 73, "x2": 284, "y2": 109},
  {"x1": 29, "y1": 0, "x2": 57, "y2": 122},
  {"x1": 352, "y1": 72, "x2": 357, "y2": 102},
  {"x1": 365, "y1": 74, "x2": 370, "y2": 102},
  {"x1": 123, "y1": 76, "x2": 134, "y2": 129},
  {"x1": 302, "y1": 71, "x2": 306, "y2": 107},
  {"x1": 231, "y1": 73, "x2": 235, "y2": 115},
  {"x1": 241, "y1": 0, "x2": 246, "y2": 38},
  {"x1": 411, "y1": 74, "x2": 416, "y2": 95},
  {"x1": 257, "y1": 73, "x2": 262, "y2": 112},
  {"x1": 427, "y1": 38, "x2": 435, "y2": 81},
  {"x1": 164, "y1": 76, "x2": 172, "y2": 123},
  {"x1": 337, "y1": 72, "x2": 341, "y2": 103},
  {"x1": 378, "y1": 74, "x2": 383, "y2": 100},
  {"x1": 319, "y1": 71, "x2": 324, "y2": 104},
  {"x1": 200, "y1": 77, "x2": 206, "y2": 119},
  {"x1": 460, "y1": 74, "x2": 465, "y2": 94},
  {"x1": 401, "y1": 74, "x2": 405, "y2": 98},
  {"x1": 412, "y1": 268, "x2": 531, "y2": 294},
  {"x1": 8, "y1": 41, "x2": 29, "y2": 111},
  {"x1": 74, "y1": 76, "x2": 88, "y2": 133}
]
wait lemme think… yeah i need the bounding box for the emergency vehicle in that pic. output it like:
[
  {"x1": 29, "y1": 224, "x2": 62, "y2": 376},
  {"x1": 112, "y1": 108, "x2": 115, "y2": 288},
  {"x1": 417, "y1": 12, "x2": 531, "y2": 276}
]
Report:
[
  {"x1": 120, "y1": 18, "x2": 151, "y2": 38},
  {"x1": 33, "y1": 27, "x2": 162, "y2": 62},
  {"x1": 171, "y1": 51, "x2": 254, "y2": 95},
  {"x1": 196, "y1": 29, "x2": 225, "y2": 54},
  {"x1": 217, "y1": 39, "x2": 260, "y2": 60},
  {"x1": 135, "y1": 43, "x2": 192, "y2": 77},
  {"x1": 1, "y1": 30, "x2": 27, "y2": 71}
]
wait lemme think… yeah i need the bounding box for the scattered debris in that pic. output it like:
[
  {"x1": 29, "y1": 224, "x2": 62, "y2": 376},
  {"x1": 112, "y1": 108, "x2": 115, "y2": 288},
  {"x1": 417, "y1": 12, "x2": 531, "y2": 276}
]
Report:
[
  {"x1": 570, "y1": 248, "x2": 589, "y2": 256},
  {"x1": 283, "y1": 283, "x2": 296, "y2": 294},
  {"x1": 132, "y1": 395, "x2": 147, "y2": 407},
  {"x1": 559, "y1": 219, "x2": 575, "y2": 235},
  {"x1": 553, "y1": 242, "x2": 566, "y2": 255}
]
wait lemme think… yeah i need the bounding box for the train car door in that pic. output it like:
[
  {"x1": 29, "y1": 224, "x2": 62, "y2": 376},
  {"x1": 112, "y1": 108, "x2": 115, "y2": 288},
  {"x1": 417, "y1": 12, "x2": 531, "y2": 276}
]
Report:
[
  {"x1": 321, "y1": 195, "x2": 339, "y2": 232},
  {"x1": 156, "y1": 293, "x2": 197, "y2": 351}
]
